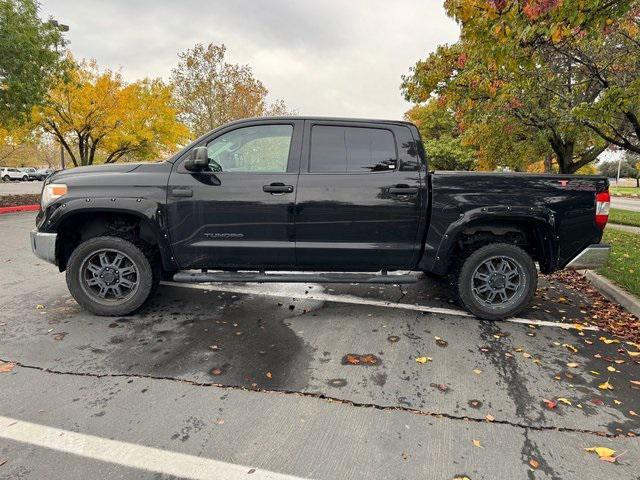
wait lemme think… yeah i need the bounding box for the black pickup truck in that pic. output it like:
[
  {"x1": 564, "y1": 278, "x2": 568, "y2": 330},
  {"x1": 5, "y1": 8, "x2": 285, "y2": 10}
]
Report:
[{"x1": 31, "y1": 117, "x2": 611, "y2": 320}]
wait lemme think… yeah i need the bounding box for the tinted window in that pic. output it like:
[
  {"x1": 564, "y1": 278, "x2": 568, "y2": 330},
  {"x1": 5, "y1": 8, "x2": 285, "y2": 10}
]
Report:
[
  {"x1": 310, "y1": 126, "x2": 396, "y2": 173},
  {"x1": 206, "y1": 124, "x2": 293, "y2": 173}
]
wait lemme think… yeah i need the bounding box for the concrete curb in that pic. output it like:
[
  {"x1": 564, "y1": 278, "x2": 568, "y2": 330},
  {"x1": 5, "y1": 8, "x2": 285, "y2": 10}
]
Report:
[
  {"x1": 582, "y1": 270, "x2": 640, "y2": 318},
  {"x1": 608, "y1": 223, "x2": 640, "y2": 234},
  {"x1": 0, "y1": 204, "x2": 39, "y2": 215}
]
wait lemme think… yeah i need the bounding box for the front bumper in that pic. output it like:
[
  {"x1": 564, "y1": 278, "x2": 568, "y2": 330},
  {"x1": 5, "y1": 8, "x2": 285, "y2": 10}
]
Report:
[
  {"x1": 566, "y1": 244, "x2": 610, "y2": 270},
  {"x1": 30, "y1": 229, "x2": 57, "y2": 265}
]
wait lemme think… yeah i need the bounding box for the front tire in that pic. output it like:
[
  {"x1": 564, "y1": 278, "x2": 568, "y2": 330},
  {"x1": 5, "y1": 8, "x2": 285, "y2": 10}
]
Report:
[
  {"x1": 66, "y1": 236, "x2": 155, "y2": 316},
  {"x1": 456, "y1": 243, "x2": 537, "y2": 321}
]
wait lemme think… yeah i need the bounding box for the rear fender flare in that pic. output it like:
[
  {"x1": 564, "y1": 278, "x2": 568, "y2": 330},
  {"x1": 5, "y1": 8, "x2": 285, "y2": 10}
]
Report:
[{"x1": 426, "y1": 205, "x2": 557, "y2": 274}]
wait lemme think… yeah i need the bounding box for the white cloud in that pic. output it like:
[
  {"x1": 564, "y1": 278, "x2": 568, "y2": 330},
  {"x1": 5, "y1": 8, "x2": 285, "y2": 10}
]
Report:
[{"x1": 39, "y1": 0, "x2": 459, "y2": 118}]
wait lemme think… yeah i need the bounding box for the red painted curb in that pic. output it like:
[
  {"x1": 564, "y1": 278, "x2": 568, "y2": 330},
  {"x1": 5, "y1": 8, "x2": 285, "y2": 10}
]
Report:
[{"x1": 0, "y1": 204, "x2": 40, "y2": 214}]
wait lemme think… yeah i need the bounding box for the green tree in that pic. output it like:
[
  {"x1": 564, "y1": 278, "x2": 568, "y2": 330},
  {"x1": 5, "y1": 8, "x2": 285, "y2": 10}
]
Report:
[
  {"x1": 0, "y1": 0, "x2": 66, "y2": 123},
  {"x1": 171, "y1": 43, "x2": 292, "y2": 137},
  {"x1": 600, "y1": 153, "x2": 640, "y2": 185},
  {"x1": 405, "y1": 100, "x2": 476, "y2": 170}
]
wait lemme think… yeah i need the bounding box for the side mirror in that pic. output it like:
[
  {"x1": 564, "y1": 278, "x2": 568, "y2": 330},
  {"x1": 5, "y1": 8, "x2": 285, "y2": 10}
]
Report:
[{"x1": 184, "y1": 147, "x2": 209, "y2": 171}]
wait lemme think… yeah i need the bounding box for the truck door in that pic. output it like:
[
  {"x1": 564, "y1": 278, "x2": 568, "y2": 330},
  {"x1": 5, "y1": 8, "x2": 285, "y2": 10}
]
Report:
[
  {"x1": 295, "y1": 121, "x2": 423, "y2": 270},
  {"x1": 166, "y1": 119, "x2": 303, "y2": 269}
]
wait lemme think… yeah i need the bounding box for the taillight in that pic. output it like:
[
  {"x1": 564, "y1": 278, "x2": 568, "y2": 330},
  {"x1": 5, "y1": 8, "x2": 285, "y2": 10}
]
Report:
[{"x1": 595, "y1": 190, "x2": 610, "y2": 230}]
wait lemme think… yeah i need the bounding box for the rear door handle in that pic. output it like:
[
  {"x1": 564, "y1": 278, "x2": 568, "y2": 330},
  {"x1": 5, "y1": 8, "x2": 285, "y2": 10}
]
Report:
[
  {"x1": 263, "y1": 183, "x2": 294, "y2": 194},
  {"x1": 170, "y1": 187, "x2": 193, "y2": 198},
  {"x1": 388, "y1": 185, "x2": 419, "y2": 195}
]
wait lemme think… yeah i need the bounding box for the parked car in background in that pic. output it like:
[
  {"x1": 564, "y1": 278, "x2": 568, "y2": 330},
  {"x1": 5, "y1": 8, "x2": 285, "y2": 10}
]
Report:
[
  {"x1": 19, "y1": 167, "x2": 39, "y2": 181},
  {"x1": 34, "y1": 168, "x2": 55, "y2": 181},
  {"x1": 1, "y1": 167, "x2": 29, "y2": 181}
]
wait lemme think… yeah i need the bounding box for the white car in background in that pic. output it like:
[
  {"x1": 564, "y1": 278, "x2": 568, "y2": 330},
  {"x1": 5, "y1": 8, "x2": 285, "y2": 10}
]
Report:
[{"x1": 1, "y1": 167, "x2": 29, "y2": 182}]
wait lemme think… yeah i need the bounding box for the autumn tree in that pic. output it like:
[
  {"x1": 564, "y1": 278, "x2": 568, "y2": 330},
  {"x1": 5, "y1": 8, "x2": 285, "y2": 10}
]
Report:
[
  {"x1": 403, "y1": 0, "x2": 640, "y2": 173},
  {"x1": 0, "y1": 0, "x2": 67, "y2": 123},
  {"x1": 32, "y1": 60, "x2": 189, "y2": 166},
  {"x1": 171, "y1": 43, "x2": 291, "y2": 137}
]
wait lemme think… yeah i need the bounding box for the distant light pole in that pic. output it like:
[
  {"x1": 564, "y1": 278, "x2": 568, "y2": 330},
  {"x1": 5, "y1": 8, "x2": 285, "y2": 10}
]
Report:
[
  {"x1": 616, "y1": 155, "x2": 622, "y2": 185},
  {"x1": 48, "y1": 19, "x2": 69, "y2": 169}
]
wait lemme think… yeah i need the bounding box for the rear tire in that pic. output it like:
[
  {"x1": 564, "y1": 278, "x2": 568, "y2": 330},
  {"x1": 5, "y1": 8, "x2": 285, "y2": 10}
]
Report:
[
  {"x1": 66, "y1": 236, "x2": 155, "y2": 316},
  {"x1": 455, "y1": 243, "x2": 537, "y2": 321},
  {"x1": 2, "y1": 176, "x2": 10, "y2": 182}
]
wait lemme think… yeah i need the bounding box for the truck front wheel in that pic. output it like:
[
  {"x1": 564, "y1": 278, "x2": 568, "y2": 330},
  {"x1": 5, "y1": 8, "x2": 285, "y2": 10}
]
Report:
[
  {"x1": 66, "y1": 236, "x2": 155, "y2": 316},
  {"x1": 456, "y1": 243, "x2": 537, "y2": 321}
]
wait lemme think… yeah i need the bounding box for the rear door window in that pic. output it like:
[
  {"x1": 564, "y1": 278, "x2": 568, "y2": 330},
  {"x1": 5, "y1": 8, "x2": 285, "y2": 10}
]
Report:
[{"x1": 310, "y1": 125, "x2": 396, "y2": 173}]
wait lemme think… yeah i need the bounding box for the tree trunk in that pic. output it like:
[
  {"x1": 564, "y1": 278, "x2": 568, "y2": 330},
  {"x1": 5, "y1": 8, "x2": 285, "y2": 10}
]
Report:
[{"x1": 543, "y1": 155, "x2": 553, "y2": 173}]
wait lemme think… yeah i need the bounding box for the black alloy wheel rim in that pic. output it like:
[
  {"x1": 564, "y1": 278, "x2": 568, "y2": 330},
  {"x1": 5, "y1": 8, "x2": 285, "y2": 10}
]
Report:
[
  {"x1": 471, "y1": 255, "x2": 526, "y2": 308},
  {"x1": 80, "y1": 249, "x2": 139, "y2": 303}
]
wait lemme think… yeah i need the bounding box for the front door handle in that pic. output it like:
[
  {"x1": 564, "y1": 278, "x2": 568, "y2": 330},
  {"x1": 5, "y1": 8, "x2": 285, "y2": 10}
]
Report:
[
  {"x1": 170, "y1": 187, "x2": 193, "y2": 198},
  {"x1": 388, "y1": 185, "x2": 419, "y2": 195},
  {"x1": 263, "y1": 183, "x2": 294, "y2": 194}
]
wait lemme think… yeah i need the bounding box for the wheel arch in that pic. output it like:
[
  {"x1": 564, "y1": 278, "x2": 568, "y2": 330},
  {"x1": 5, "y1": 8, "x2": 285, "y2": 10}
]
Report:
[
  {"x1": 420, "y1": 210, "x2": 557, "y2": 275},
  {"x1": 48, "y1": 202, "x2": 176, "y2": 272}
]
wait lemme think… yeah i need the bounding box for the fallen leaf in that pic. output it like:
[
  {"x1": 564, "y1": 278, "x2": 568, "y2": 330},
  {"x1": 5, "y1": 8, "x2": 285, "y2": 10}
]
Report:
[
  {"x1": 36, "y1": 304, "x2": 45, "y2": 309},
  {"x1": 266, "y1": 371, "x2": 272, "y2": 379},
  {"x1": 567, "y1": 362, "x2": 579, "y2": 368},
  {"x1": 473, "y1": 369, "x2": 482, "y2": 374},
  {"x1": 472, "y1": 439, "x2": 482, "y2": 448},
  {"x1": 585, "y1": 447, "x2": 616, "y2": 459},
  {"x1": 529, "y1": 459, "x2": 539, "y2": 469},
  {"x1": 589, "y1": 371, "x2": 601, "y2": 376},
  {"x1": 453, "y1": 477, "x2": 471, "y2": 480},
  {"x1": 630, "y1": 410, "x2": 637, "y2": 416},
  {"x1": 600, "y1": 456, "x2": 618, "y2": 463},
  {"x1": 629, "y1": 380, "x2": 640, "y2": 387},
  {"x1": 599, "y1": 337, "x2": 620, "y2": 345},
  {"x1": 0, "y1": 362, "x2": 15, "y2": 373},
  {"x1": 607, "y1": 366, "x2": 617, "y2": 372},
  {"x1": 415, "y1": 356, "x2": 432, "y2": 364},
  {"x1": 557, "y1": 397, "x2": 572, "y2": 406},
  {"x1": 627, "y1": 351, "x2": 640, "y2": 357},
  {"x1": 613, "y1": 399, "x2": 622, "y2": 405},
  {"x1": 485, "y1": 414, "x2": 495, "y2": 422},
  {"x1": 542, "y1": 399, "x2": 557, "y2": 409},
  {"x1": 563, "y1": 343, "x2": 578, "y2": 353},
  {"x1": 523, "y1": 352, "x2": 531, "y2": 358},
  {"x1": 599, "y1": 380, "x2": 614, "y2": 391}
]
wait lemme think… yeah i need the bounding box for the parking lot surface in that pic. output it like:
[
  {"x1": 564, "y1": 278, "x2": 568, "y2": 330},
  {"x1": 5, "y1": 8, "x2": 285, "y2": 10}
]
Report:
[
  {"x1": 0, "y1": 180, "x2": 43, "y2": 196},
  {"x1": 0, "y1": 212, "x2": 638, "y2": 479}
]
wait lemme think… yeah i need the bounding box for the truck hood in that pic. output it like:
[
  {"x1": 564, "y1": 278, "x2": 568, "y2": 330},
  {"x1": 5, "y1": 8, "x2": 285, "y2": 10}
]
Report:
[{"x1": 47, "y1": 162, "x2": 163, "y2": 183}]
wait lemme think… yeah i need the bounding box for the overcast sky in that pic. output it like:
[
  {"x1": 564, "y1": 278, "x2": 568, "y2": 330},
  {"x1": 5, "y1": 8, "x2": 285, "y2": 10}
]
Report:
[{"x1": 38, "y1": 0, "x2": 459, "y2": 120}]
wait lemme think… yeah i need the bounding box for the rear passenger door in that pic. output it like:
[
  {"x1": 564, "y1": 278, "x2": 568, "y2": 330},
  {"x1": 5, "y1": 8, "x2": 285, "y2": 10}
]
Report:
[{"x1": 295, "y1": 120, "x2": 423, "y2": 270}]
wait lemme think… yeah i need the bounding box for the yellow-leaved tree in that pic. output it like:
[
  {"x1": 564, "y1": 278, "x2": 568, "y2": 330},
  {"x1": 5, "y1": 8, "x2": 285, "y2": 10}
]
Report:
[{"x1": 33, "y1": 60, "x2": 190, "y2": 166}]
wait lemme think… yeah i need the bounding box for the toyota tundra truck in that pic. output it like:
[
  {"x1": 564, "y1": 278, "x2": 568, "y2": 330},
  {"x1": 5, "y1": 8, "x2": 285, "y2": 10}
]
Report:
[{"x1": 30, "y1": 117, "x2": 611, "y2": 320}]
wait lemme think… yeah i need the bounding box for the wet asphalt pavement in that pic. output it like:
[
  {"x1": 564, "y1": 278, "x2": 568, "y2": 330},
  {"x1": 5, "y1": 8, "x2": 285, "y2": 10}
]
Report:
[{"x1": 0, "y1": 212, "x2": 638, "y2": 480}]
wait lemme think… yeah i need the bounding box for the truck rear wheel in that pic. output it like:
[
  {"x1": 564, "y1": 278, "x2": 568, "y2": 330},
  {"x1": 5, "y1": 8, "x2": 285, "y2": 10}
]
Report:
[
  {"x1": 66, "y1": 236, "x2": 155, "y2": 316},
  {"x1": 456, "y1": 243, "x2": 537, "y2": 321}
]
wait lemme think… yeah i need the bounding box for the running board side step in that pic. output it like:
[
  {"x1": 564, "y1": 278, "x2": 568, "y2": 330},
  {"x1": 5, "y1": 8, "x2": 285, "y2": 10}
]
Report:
[{"x1": 172, "y1": 271, "x2": 418, "y2": 284}]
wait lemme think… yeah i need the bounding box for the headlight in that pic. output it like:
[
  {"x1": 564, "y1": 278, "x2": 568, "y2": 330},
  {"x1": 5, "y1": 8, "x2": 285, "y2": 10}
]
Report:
[{"x1": 41, "y1": 183, "x2": 68, "y2": 208}]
